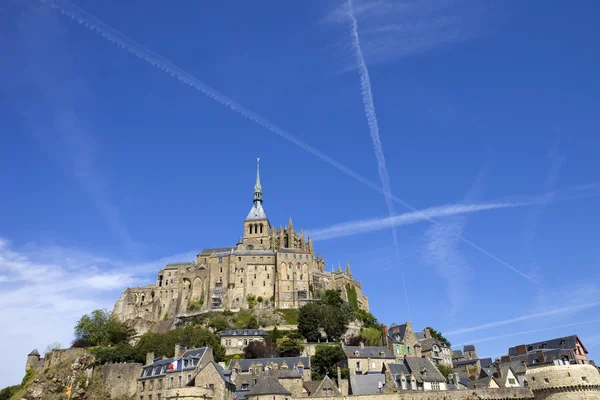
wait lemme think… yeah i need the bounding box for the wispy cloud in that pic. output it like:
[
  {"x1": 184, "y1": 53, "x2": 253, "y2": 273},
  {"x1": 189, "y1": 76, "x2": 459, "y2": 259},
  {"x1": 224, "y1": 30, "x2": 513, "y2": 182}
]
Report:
[
  {"x1": 446, "y1": 300, "x2": 600, "y2": 336},
  {"x1": 311, "y1": 201, "x2": 521, "y2": 241},
  {"x1": 523, "y1": 136, "x2": 566, "y2": 281},
  {"x1": 36, "y1": 0, "x2": 569, "y2": 291},
  {"x1": 0, "y1": 236, "x2": 194, "y2": 388},
  {"x1": 324, "y1": 0, "x2": 492, "y2": 69},
  {"x1": 453, "y1": 318, "x2": 600, "y2": 348},
  {"x1": 310, "y1": 182, "x2": 600, "y2": 241},
  {"x1": 15, "y1": 3, "x2": 138, "y2": 252},
  {"x1": 346, "y1": 0, "x2": 410, "y2": 316},
  {"x1": 421, "y1": 167, "x2": 487, "y2": 314}
]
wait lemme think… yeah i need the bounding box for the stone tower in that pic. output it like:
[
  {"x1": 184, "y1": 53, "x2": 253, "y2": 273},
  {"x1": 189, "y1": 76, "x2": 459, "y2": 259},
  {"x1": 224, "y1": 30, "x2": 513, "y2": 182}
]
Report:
[
  {"x1": 243, "y1": 158, "x2": 271, "y2": 250},
  {"x1": 26, "y1": 349, "x2": 41, "y2": 372}
]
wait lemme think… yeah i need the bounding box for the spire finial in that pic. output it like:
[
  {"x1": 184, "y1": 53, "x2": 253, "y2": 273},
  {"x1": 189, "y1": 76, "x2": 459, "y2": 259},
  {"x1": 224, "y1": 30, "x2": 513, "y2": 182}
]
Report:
[{"x1": 253, "y1": 158, "x2": 263, "y2": 205}]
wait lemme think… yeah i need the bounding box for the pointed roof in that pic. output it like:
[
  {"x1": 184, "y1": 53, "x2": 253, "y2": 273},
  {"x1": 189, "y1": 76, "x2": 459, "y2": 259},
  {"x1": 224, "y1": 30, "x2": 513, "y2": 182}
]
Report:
[
  {"x1": 246, "y1": 158, "x2": 268, "y2": 221},
  {"x1": 246, "y1": 376, "x2": 291, "y2": 396},
  {"x1": 28, "y1": 349, "x2": 40, "y2": 357}
]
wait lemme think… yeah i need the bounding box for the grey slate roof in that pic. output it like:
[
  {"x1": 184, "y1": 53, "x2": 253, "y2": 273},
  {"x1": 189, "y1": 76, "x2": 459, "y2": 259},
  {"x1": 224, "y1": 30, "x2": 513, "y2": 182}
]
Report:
[
  {"x1": 28, "y1": 349, "x2": 40, "y2": 356},
  {"x1": 415, "y1": 332, "x2": 426, "y2": 340},
  {"x1": 229, "y1": 356, "x2": 310, "y2": 372},
  {"x1": 403, "y1": 357, "x2": 446, "y2": 383},
  {"x1": 479, "y1": 357, "x2": 493, "y2": 369},
  {"x1": 452, "y1": 350, "x2": 464, "y2": 359},
  {"x1": 508, "y1": 335, "x2": 582, "y2": 356},
  {"x1": 350, "y1": 373, "x2": 385, "y2": 395},
  {"x1": 220, "y1": 329, "x2": 269, "y2": 337},
  {"x1": 386, "y1": 363, "x2": 410, "y2": 380},
  {"x1": 453, "y1": 359, "x2": 479, "y2": 367},
  {"x1": 344, "y1": 346, "x2": 394, "y2": 359},
  {"x1": 467, "y1": 375, "x2": 498, "y2": 389},
  {"x1": 389, "y1": 324, "x2": 408, "y2": 342},
  {"x1": 246, "y1": 376, "x2": 291, "y2": 396},
  {"x1": 232, "y1": 250, "x2": 276, "y2": 256},
  {"x1": 213, "y1": 362, "x2": 234, "y2": 385},
  {"x1": 509, "y1": 348, "x2": 573, "y2": 365},
  {"x1": 463, "y1": 345, "x2": 476, "y2": 352},
  {"x1": 246, "y1": 203, "x2": 268, "y2": 221},
  {"x1": 199, "y1": 247, "x2": 235, "y2": 255},
  {"x1": 418, "y1": 338, "x2": 443, "y2": 352}
]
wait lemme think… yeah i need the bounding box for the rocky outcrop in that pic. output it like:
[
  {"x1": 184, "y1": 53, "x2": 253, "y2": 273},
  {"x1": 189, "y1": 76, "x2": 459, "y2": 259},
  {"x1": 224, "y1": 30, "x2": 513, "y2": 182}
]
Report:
[{"x1": 16, "y1": 348, "x2": 141, "y2": 400}]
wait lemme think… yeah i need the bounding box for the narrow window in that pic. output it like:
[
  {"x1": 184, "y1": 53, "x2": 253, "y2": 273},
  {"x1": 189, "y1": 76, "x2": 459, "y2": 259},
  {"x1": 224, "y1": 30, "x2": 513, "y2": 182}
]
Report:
[
  {"x1": 249, "y1": 225, "x2": 253, "y2": 234},
  {"x1": 241, "y1": 278, "x2": 243, "y2": 283},
  {"x1": 263, "y1": 281, "x2": 266, "y2": 286},
  {"x1": 260, "y1": 224, "x2": 263, "y2": 233},
  {"x1": 218, "y1": 257, "x2": 223, "y2": 263}
]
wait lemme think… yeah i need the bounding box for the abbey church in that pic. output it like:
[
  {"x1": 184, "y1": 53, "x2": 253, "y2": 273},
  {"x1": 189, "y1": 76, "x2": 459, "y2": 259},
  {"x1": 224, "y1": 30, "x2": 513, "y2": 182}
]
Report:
[{"x1": 113, "y1": 160, "x2": 368, "y2": 334}]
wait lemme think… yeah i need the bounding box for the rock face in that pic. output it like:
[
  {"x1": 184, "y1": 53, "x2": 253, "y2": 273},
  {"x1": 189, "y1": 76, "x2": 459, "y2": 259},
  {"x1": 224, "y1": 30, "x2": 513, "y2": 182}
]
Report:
[{"x1": 19, "y1": 348, "x2": 141, "y2": 400}]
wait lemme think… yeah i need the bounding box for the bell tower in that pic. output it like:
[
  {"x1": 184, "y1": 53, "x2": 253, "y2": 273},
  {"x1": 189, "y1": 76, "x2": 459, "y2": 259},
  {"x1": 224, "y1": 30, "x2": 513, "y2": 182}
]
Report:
[{"x1": 243, "y1": 158, "x2": 270, "y2": 249}]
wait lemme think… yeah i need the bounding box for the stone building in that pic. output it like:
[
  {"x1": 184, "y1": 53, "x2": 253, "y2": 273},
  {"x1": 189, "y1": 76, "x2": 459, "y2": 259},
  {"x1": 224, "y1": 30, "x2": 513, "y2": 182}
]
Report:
[
  {"x1": 416, "y1": 328, "x2": 453, "y2": 368},
  {"x1": 508, "y1": 335, "x2": 589, "y2": 365},
  {"x1": 113, "y1": 160, "x2": 368, "y2": 336},
  {"x1": 164, "y1": 360, "x2": 236, "y2": 400},
  {"x1": 342, "y1": 342, "x2": 395, "y2": 376},
  {"x1": 138, "y1": 346, "x2": 213, "y2": 400},
  {"x1": 220, "y1": 329, "x2": 269, "y2": 356},
  {"x1": 229, "y1": 356, "x2": 312, "y2": 394},
  {"x1": 382, "y1": 322, "x2": 420, "y2": 362},
  {"x1": 384, "y1": 358, "x2": 448, "y2": 392}
]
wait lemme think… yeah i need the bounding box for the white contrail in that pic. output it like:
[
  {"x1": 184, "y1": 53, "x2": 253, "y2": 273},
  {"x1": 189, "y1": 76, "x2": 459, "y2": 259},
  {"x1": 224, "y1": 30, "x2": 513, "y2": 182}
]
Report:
[
  {"x1": 453, "y1": 318, "x2": 600, "y2": 347},
  {"x1": 346, "y1": 0, "x2": 411, "y2": 315},
  {"x1": 446, "y1": 301, "x2": 600, "y2": 336},
  {"x1": 39, "y1": 0, "x2": 543, "y2": 288},
  {"x1": 311, "y1": 201, "x2": 522, "y2": 240}
]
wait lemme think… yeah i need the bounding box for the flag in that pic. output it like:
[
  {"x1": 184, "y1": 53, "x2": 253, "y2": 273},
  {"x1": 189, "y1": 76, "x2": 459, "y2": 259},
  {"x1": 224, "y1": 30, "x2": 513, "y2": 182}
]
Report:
[{"x1": 168, "y1": 359, "x2": 181, "y2": 371}]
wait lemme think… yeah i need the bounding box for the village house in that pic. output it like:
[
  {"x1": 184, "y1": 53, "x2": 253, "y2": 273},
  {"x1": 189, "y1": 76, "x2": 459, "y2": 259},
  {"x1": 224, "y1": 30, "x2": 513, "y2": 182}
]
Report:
[
  {"x1": 138, "y1": 345, "x2": 213, "y2": 400},
  {"x1": 245, "y1": 376, "x2": 291, "y2": 400},
  {"x1": 164, "y1": 360, "x2": 236, "y2": 400},
  {"x1": 507, "y1": 334, "x2": 589, "y2": 365},
  {"x1": 342, "y1": 342, "x2": 395, "y2": 375},
  {"x1": 303, "y1": 375, "x2": 343, "y2": 397},
  {"x1": 382, "y1": 322, "x2": 420, "y2": 362},
  {"x1": 417, "y1": 328, "x2": 453, "y2": 368},
  {"x1": 220, "y1": 329, "x2": 269, "y2": 355},
  {"x1": 383, "y1": 357, "x2": 447, "y2": 391}
]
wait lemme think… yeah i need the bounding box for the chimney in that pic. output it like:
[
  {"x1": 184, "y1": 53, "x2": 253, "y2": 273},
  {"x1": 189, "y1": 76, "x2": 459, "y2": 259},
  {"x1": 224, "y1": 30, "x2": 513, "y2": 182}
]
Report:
[
  {"x1": 535, "y1": 351, "x2": 546, "y2": 364},
  {"x1": 146, "y1": 352, "x2": 155, "y2": 365},
  {"x1": 381, "y1": 325, "x2": 389, "y2": 346},
  {"x1": 414, "y1": 343, "x2": 422, "y2": 358},
  {"x1": 500, "y1": 355, "x2": 511, "y2": 364},
  {"x1": 405, "y1": 321, "x2": 412, "y2": 331},
  {"x1": 360, "y1": 341, "x2": 365, "y2": 349},
  {"x1": 424, "y1": 328, "x2": 431, "y2": 339},
  {"x1": 515, "y1": 345, "x2": 527, "y2": 356},
  {"x1": 174, "y1": 344, "x2": 187, "y2": 359}
]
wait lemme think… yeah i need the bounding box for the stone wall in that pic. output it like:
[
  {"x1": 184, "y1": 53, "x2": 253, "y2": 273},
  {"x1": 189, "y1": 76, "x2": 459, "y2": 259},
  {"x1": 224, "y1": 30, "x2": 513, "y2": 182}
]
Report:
[
  {"x1": 526, "y1": 363, "x2": 600, "y2": 400},
  {"x1": 308, "y1": 389, "x2": 535, "y2": 400},
  {"x1": 102, "y1": 363, "x2": 143, "y2": 399},
  {"x1": 42, "y1": 348, "x2": 87, "y2": 371}
]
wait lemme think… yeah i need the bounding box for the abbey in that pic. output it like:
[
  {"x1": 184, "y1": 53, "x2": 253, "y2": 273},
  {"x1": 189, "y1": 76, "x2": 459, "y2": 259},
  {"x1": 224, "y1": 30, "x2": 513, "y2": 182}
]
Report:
[{"x1": 114, "y1": 160, "x2": 368, "y2": 334}]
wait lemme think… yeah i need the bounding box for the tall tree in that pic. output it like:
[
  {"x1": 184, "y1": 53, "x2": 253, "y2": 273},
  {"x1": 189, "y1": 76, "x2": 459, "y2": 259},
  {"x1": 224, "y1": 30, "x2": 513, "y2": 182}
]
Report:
[
  {"x1": 298, "y1": 303, "x2": 322, "y2": 342},
  {"x1": 322, "y1": 290, "x2": 344, "y2": 308},
  {"x1": 425, "y1": 326, "x2": 451, "y2": 347},
  {"x1": 244, "y1": 341, "x2": 278, "y2": 359},
  {"x1": 312, "y1": 345, "x2": 346, "y2": 379},
  {"x1": 277, "y1": 338, "x2": 303, "y2": 357},
  {"x1": 74, "y1": 309, "x2": 133, "y2": 347},
  {"x1": 320, "y1": 305, "x2": 349, "y2": 342}
]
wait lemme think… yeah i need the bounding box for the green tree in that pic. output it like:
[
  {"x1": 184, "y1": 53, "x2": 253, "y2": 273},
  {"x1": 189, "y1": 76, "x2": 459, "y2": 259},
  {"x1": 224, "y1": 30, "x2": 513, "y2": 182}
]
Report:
[
  {"x1": 359, "y1": 327, "x2": 383, "y2": 346},
  {"x1": 208, "y1": 315, "x2": 231, "y2": 332},
  {"x1": 320, "y1": 305, "x2": 349, "y2": 342},
  {"x1": 322, "y1": 290, "x2": 344, "y2": 308},
  {"x1": 246, "y1": 315, "x2": 259, "y2": 329},
  {"x1": 74, "y1": 309, "x2": 134, "y2": 347},
  {"x1": 277, "y1": 338, "x2": 304, "y2": 357},
  {"x1": 312, "y1": 345, "x2": 345, "y2": 379},
  {"x1": 425, "y1": 326, "x2": 451, "y2": 347},
  {"x1": 247, "y1": 294, "x2": 258, "y2": 309},
  {"x1": 355, "y1": 309, "x2": 380, "y2": 329},
  {"x1": 0, "y1": 385, "x2": 20, "y2": 400},
  {"x1": 437, "y1": 365, "x2": 454, "y2": 378},
  {"x1": 91, "y1": 342, "x2": 137, "y2": 364},
  {"x1": 244, "y1": 341, "x2": 278, "y2": 359},
  {"x1": 298, "y1": 303, "x2": 322, "y2": 342}
]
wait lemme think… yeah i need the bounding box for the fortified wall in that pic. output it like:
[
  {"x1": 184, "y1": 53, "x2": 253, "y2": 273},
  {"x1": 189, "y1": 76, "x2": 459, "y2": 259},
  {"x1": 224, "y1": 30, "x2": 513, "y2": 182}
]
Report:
[{"x1": 526, "y1": 363, "x2": 600, "y2": 399}]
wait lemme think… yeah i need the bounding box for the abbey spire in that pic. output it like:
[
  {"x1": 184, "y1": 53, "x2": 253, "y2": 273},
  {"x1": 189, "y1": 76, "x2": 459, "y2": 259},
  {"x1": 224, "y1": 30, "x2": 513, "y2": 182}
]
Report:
[{"x1": 245, "y1": 158, "x2": 268, "y2": 221}]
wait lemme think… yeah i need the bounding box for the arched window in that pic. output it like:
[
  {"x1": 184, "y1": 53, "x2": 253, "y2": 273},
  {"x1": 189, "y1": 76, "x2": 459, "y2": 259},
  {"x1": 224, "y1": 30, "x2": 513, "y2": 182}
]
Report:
[
  {"x1": 141, "y1": 294, "x2": 145, "y2": 303},
  {"x1": 297, "y1": 263, "x2": 301, "y2": 270},
  {"x1": 249, "y1": 225, "x2": 253, "y2": 234},
  {"x1": 254, "y1": 224, "x2": 258, "y2": 234},
  {"x1": 260, "y1": 224, "x2": 263, "y2": 233}
]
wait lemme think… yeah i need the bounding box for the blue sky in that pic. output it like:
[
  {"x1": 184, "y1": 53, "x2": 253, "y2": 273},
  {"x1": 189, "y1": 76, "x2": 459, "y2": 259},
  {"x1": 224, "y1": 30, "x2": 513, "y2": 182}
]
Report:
[{"x1": 1, "y1": 0, "x2": 600, "y2": 387}]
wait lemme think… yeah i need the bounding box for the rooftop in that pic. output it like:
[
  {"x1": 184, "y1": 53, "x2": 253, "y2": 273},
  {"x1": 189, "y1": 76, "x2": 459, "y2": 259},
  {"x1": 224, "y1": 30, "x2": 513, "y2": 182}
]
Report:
[{"x1": 220, "y1": 329, "x2": 268, "y2": 337}]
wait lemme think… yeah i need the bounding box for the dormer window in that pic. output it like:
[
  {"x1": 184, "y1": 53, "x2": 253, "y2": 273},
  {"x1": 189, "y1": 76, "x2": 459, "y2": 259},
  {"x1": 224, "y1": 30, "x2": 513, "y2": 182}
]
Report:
[{"x1": 355, "y1": 351, "x2": 360, "y2": 356}]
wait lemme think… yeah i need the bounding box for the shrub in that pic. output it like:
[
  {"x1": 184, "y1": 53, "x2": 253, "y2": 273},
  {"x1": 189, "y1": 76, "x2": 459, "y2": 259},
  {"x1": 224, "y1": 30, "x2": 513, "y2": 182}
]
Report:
[
  {"x1": 74, "y1": 309, "x2": 134, "y2": 347},
  {"x1": 247, "y1": 295, "x2": 258, "y2": 309}
]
